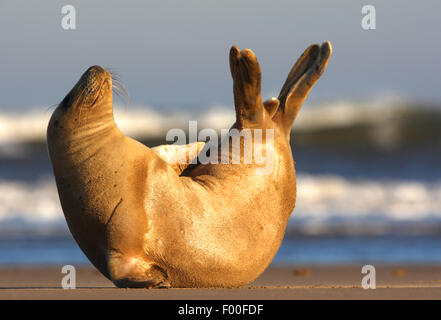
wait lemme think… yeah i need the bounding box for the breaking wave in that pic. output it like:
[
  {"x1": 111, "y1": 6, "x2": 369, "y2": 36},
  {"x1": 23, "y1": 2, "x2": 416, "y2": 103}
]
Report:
[
  {"x1": 1, "y1": 174, "x2": 441, "y2": 233},
  {"x1": 1, "y1": 97, "x2": 441, "y2": 155},
  {"x1": 1, "y1": 97, "x2": 441, "y2": 234}
]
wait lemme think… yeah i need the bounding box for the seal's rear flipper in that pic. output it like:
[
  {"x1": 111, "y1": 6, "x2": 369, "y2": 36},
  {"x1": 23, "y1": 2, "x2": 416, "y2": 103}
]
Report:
[
  {"x1": 274, "y1": 41, "x2": 332, "y2": 137},
  {"x1": 229, "y1": 46, "x2": 266, "y2": 128}
]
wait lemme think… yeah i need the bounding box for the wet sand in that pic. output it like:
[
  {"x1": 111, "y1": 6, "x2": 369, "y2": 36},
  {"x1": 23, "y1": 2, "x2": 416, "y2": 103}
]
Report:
[{"x1": 1, "y1": 265, "x2": 441, "y2": 299}]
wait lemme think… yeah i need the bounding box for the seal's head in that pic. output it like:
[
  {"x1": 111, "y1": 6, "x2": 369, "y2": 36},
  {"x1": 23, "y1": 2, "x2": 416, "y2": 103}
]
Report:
[
  {"x1": 47, "y1": 66, "x2": 118, "y2": 142},
  {"x1": 46, "y1": 65, "x2": 125, "y2": 164},
  {"x1": 60, "y1": 65, "x2": 112, "y2": 112}
]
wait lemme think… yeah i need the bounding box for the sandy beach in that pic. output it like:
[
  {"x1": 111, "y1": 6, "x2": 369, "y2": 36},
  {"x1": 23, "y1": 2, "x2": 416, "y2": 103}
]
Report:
[{"x1": 1, "y1": 265, "x2": 440, "y2": 300}]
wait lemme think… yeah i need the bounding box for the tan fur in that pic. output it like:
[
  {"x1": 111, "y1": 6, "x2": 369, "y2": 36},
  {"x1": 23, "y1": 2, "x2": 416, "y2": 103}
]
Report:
[{"x1": 47, "y1": 43, "x2": 332, "y2": 288}]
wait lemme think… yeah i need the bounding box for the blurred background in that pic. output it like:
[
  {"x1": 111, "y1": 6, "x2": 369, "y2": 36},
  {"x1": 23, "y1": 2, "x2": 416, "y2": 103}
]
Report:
[{"x1": 1, "y1": 0, "x2": 441, "y2": 266}]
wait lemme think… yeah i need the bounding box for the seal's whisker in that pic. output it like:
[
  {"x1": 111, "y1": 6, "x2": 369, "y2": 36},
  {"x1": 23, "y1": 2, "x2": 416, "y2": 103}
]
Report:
[
  {"x1": 113, "y1": 81, "x2": 130, "y2": 105},
  {"x1": 106, "y1": 69, "x2": 130, "y2": 105},
  {"x1": 45, "y1": 103, "x2": 59, "y2": 113},
  {"x1": 112, "y1": 80, "x2": 130, "y2": 106},
  {"x1": 107, "y1": 68, "x2": 122, "y2": 84},
  {"x1": 106, "y1": 67, "x2": 120, "y2": 78}
]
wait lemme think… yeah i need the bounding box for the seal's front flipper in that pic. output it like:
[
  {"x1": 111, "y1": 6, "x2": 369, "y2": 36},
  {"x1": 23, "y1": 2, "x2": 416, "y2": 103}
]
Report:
[
  {"x1": 107, "y1": 251, "x2": 170, "y2": 288},
  {"x1": 152, "y1": 142, "x2": 205, "y2": 175},
  {"x1": 274, "y1": 41, "x2": 332, "y2": 137}
]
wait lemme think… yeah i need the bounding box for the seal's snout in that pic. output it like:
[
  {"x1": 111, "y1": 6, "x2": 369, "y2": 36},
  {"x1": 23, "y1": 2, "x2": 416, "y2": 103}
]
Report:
[
  {"x1": 82, "y1": 65, "x2": 111, "y2": 85},
  {"x1": 73, "y1": 65, "x2": 112, "y2": 107},
  {"x1": 87, "y1": 65, "x2": 105, "y2": 73}
]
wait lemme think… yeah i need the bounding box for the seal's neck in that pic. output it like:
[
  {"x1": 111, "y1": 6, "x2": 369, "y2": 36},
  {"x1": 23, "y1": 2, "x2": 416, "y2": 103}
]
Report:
[
  {"x1": 48, "y1": 98, "x2": 124, "y2": 168},
  {"x1": 69, "y1": 107, "x2": 118, "y2": 143}
]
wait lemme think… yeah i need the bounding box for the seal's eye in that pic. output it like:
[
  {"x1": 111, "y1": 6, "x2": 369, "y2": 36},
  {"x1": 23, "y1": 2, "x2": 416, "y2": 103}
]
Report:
[{"x1": 61, "y1": 93, "x2": 71, "y2": 109}]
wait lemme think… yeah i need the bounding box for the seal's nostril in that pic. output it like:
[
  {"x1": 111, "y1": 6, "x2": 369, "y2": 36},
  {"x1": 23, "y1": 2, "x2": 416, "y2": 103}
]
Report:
[{"x1": 87, "y1": 65, "x2": 105, "y2": 74}]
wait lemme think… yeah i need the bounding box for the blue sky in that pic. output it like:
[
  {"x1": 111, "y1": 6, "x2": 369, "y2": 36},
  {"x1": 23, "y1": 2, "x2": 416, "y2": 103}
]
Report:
[{"x1": 1, "y1": 0, "x2": 440, "y2": 110}]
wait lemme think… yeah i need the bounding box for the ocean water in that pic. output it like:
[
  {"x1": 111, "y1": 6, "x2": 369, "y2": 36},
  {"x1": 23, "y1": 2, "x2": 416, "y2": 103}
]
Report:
[
  {"x1": 1, "y1": 98, "x2": 441, "y2": 265},
  {"x1": 1, "y1": 233, "x2": 441, "y2": 266}
]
